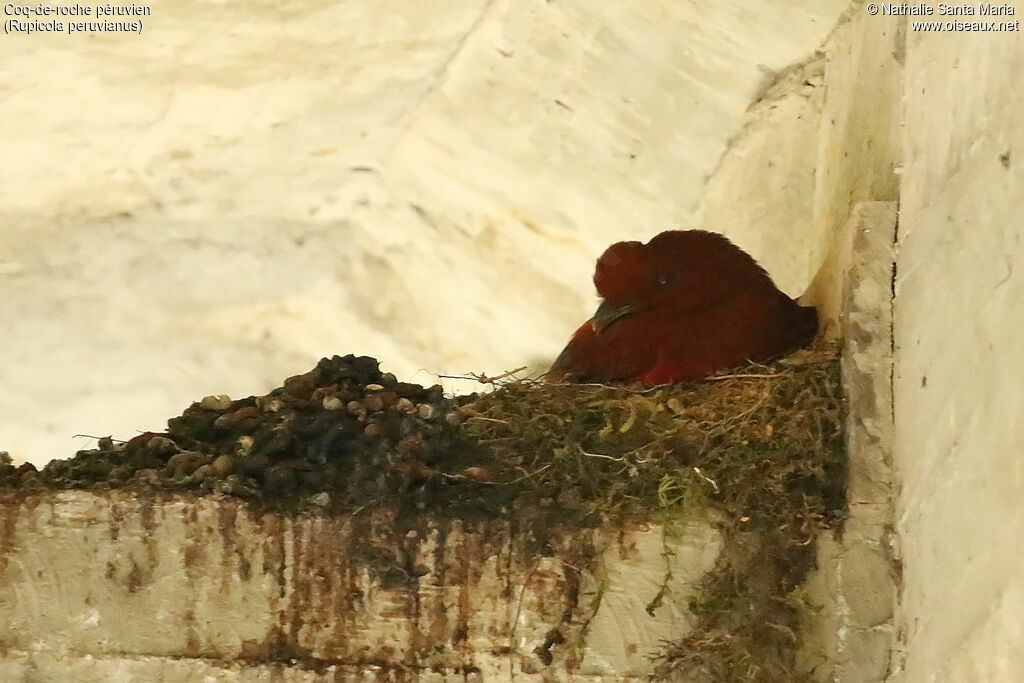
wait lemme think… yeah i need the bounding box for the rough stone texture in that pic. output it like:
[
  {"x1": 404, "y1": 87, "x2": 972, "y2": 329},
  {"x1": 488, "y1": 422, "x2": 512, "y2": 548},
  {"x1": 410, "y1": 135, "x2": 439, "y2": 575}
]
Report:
[
  {"x1": 810, "y1": 9, "x2": 903, "y2": 274},
  {"x1": 0, "y1": 492, "x2": 721, "y2": 680},
  {"x1": 893, "y1": 19, "x2": 1024, "y2": 683},
  {"x1": 800, "y1": 202, "x2": 899, "y2": 682},
  {"x1": 1, "y1": 655, "x2": 457, "y2": 683},
  {"x1": 0, "y1": 0, "x2": 847, "y2": 467},
  {"x1": 701, "y1": 6, "x2": 904, "y2": 305},
  {"x1": 698, "y1": 55, "x2": 827, "y2": 297}
]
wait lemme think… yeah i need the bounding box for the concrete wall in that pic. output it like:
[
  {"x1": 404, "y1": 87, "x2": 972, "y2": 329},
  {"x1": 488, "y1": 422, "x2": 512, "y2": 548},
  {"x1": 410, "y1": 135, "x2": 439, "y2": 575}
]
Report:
[
  {"x1": 894, "y1": 21, "x2": 1024, "y2": 681},
  {"x1": 0, "y1": 492, "x2": 721, "y2": 680}
]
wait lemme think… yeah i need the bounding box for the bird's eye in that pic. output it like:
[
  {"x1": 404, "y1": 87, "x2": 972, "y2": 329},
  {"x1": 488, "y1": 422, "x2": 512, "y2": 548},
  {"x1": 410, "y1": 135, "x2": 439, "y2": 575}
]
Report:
[{"x1": 655, "y1": 271, "x2": 675, "y2": 287}]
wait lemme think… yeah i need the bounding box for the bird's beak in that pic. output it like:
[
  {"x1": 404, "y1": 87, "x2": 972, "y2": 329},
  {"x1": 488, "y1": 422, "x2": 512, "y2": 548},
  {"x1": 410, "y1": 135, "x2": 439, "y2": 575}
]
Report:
[{"x1": 591, "y1": 300, "x2": 638, "y2": 333}]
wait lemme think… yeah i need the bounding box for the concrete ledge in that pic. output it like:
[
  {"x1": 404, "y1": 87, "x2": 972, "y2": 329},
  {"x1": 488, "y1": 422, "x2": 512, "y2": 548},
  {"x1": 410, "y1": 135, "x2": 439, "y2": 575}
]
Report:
[{"x1": 0, "y1": 491, "x2": 721, "y2": 679}]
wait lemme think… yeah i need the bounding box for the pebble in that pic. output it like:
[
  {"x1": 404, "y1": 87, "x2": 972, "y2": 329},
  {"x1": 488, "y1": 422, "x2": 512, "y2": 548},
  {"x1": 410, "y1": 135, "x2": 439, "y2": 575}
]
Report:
[
  {"x1": 200, "y1": 395, "x2": 233, "y2": 411},
  {"x1": 147, "y1": 436, "x2": 179, "y2": 455},
  {"x1": 322, "y1": 396, "x2": 344, "y2": 411},
  {"x1": 282, "y1": 375, "x2": 314, "y2": 398},
  {"x1": 108, "y1": 466, "x2": 132, "y2": 482},
  {"x1": 210, "y1": 454, "x2": 236, "y2": 477},
  {"x1": 347, "y1": 400, "x2": 368, "y2": 421},
  {"x1": 256, "y1": 396, "x2": 283, "y2": 412},
  {"x1": 461, "y1": 466, "x2": 489, "y2": 481},
  {"x1": 217, "y1": 475, "x2": 259, "y2": 498},
  {"x1": 395, "y1": 397, "x2": 416, "y2": 414},
  {"x1": 214, "y1": 413, "x2": 239, "y2": 430},
  {"x1": 166, "y1": 451, "x2": 211, "y2": 478},
  {"x1": 362, "y1": 394, "x2": 385, "y2": 412},
  {"x1": 235, "y1": 435, "x2": 254, "y2": 456}
]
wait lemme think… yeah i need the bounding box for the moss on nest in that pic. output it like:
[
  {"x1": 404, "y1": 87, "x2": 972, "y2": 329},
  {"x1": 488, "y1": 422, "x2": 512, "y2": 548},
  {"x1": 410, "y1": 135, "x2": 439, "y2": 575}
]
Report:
[
  {"x1": 462, "y1": 344, "x2": 844, "y2": 531},
  {"x1": 462, "y1": 342, "x2": 846, "y2": 681},
  {"x1": 0, "y1": 343, "x2": 845, "y2": 680}
]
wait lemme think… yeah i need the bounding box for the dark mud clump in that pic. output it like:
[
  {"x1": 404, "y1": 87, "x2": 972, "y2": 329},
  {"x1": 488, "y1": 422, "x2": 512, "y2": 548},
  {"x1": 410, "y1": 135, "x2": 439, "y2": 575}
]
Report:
[{"x1": 2, "y1": 355, "x2": 505, "y2": 522}]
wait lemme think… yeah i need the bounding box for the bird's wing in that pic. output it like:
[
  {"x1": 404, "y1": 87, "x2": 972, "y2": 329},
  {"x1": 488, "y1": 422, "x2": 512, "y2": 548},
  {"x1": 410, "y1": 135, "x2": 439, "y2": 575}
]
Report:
[{"x1": 547, "y1": 319, "x2": 656, "y2": 383}]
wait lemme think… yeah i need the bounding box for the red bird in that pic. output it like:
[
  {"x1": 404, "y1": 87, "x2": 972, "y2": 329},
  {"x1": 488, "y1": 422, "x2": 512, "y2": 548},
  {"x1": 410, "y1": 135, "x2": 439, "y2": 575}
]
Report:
[{"x1": 547, "y1": 230, "x2": 818, "y2": 384}]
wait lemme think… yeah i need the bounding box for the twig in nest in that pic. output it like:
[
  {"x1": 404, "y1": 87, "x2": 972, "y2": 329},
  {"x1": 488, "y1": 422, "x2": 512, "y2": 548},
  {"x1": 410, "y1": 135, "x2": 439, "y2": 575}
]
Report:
[
  {"x1": 578, "y1": 448, "x2": 625, "y2": 461},
  {"x1": 577, "y1": 381, "x2": 670, "y2": 394},
  {"x1": 439, "y1": 366, "x2": 528, "y2": 384},
  {"x1": 692, "y1": 466, "x2": 720, "y2": 493},
  {"x1": 707, "y1": 372, "x2": 785, "y2": 381},
  {"x1": 466, "y1": 416, "x2": 510, "y2": 425},
  {"x1": 440, "y1": 472, "x2": 497, "y2": 485},
  {"x1": 72, "y1": 434, "x2": 126, "y2": 444},
  {"x1": 508, "y1": 463, "x2": 553, "y2": 484}
]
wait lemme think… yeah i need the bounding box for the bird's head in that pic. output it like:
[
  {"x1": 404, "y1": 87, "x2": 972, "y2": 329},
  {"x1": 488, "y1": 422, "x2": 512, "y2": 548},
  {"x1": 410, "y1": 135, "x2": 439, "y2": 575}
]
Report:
[{"x1": 589, "y1": 230, "x2": 774, "y2": 333}]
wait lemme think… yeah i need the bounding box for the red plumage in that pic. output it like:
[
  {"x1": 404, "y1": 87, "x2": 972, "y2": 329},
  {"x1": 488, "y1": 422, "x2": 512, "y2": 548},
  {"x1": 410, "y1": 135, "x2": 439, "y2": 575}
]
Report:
[{"x1": 546, "y1": 230, "x2": 818, "y2": 384}]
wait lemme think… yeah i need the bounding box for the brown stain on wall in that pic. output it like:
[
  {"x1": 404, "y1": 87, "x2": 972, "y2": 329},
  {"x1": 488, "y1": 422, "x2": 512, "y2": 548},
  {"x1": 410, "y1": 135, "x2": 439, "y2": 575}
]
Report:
[
  {"x1": 108, "y1": 501, "x2": 126, "y2": 540},
  {"x1": 0, "y1": 492, "x2": 620, "y2": 674},
  {"x1": 288, "y1": 515, "x2": 309, "y2": 653},
  {"x1": 423, "y1": 525, "x2": 452, "y2": 657},
  {"x1": 217, "y1": 502, "x2": 252, "y2": 583},
  {"x1": 328, "y1": 517, "x2": 362, "y2": 660},
  {"x1": 138, "y1": 496, "x2": 160, "y2": 588},
  {"x1": 0, "y1": 495, "x2": 18, "y2": 574}
]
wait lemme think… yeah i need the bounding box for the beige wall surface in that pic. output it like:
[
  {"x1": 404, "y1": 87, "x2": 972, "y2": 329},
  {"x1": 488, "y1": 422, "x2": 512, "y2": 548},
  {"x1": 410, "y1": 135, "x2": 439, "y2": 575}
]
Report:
[
  {"x1": 0, "y1": 492, "x2": 722, "y2": 679},
  {"x1": 894, "y1": 23, "x2": 1024, "y2": 681}
]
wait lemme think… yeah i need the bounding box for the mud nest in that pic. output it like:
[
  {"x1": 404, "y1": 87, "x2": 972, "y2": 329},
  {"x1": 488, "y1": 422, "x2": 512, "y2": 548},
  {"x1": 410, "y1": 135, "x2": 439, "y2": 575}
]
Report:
[
  {"x1": 463, "y1": 344, "x2": 846, "y2": 682},
  {"x1": 0, "y1": 343, "x2": 845, "y2": 681}
]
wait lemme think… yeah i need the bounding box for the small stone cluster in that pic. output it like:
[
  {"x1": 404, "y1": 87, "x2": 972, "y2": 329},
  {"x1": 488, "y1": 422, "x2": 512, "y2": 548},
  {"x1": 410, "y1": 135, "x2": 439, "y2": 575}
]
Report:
[{"x1": 1, "y1": 355, "x2": 483, "y2": 513}]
